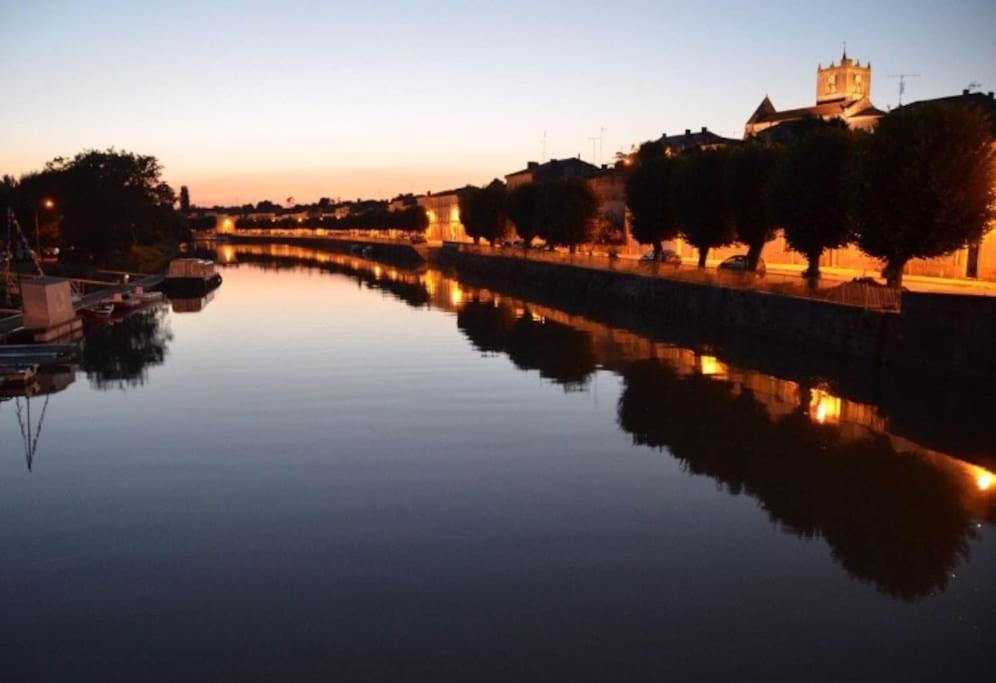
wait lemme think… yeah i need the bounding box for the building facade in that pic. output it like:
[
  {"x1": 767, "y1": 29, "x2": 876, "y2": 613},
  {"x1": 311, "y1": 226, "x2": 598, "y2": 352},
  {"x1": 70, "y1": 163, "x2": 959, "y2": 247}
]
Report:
[{"x1": 417, "y1": 188, "x2": 470, "y2": 242}]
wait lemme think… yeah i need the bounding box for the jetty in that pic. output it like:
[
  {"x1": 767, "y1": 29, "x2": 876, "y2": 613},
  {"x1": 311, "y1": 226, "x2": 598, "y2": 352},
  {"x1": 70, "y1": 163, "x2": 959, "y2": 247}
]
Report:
[{"x1": 0, "y1": 272, "x2": 164, "y2": 341}]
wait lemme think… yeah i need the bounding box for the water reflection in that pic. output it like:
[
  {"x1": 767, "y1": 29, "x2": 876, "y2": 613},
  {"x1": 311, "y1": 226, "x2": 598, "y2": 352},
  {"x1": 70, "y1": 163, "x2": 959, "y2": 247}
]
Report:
[
  {"x1": 218, "y1": 242, "x2": 996, "y2": 602},
  {"x1": 81, "y1": 305, "x2": 173, "y2": 389},
  {"x1": 1, "y1": 364, "x2": 76, "y2": 470}
]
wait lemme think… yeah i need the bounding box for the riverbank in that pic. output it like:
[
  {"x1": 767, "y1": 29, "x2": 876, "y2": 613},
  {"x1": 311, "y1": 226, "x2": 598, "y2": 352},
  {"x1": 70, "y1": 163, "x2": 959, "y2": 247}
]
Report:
[
  {"x1": 227, "y1": 232, "x2": 428, "y2": 264},
  {"x1": 438, "y1": 246, "x2": 996, "y2": 383}
]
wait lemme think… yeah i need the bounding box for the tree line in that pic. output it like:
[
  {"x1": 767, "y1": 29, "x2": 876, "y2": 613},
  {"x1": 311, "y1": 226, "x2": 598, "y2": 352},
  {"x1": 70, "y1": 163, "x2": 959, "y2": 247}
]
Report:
[
  {"x1": 2, "y1": 149, "x2": 186, "y2": 266},
  {"x1": 234, "y1": 205, "x2": 428, "y2": 234},
  {"x1": 459, "y1": 177, "x2": 600, "y2": 253},
  {"x1": 625, "y1": 102, "x2": 995, "y2": 286}
]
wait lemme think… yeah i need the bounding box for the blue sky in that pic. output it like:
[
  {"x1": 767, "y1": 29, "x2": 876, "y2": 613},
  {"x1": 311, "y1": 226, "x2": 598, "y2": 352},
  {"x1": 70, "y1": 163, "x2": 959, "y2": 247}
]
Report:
[{"x1": 2, "y1": 0, "x2": 994, "y2": 204}]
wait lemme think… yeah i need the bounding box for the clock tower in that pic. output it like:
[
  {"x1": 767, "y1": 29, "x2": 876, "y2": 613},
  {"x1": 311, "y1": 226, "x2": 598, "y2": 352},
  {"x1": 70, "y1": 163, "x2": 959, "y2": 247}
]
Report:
[{"x1": 816, "y1": 50, "x2": 871, "y2": 105}]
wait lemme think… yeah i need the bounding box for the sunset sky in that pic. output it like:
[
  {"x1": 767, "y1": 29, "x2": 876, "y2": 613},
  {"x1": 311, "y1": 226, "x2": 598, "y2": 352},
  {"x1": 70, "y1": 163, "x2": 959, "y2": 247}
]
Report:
[{"x1": 2, "y1": 0, "x2": 994, "y2": 206}]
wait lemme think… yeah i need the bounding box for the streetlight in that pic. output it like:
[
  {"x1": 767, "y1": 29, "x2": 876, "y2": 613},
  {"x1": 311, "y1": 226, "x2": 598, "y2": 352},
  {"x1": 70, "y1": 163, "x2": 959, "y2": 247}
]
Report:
[{"x1": 35, "y1": 198, "x2": 55, "y2": 253}]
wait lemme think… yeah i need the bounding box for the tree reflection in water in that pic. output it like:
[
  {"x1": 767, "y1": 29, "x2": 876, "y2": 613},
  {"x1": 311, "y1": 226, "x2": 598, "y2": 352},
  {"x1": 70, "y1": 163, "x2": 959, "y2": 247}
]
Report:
[
  {"x1": 220, "y1": 242, "x2": 996, "y2": 601},
  {"x1": 458, "y1": 298, "x2": 597, "y2": 390},
  {"x1": 81, "y1": 305, "x2": 173, "y2": 389},
  {"x1": 618, "y1": 358, "x2": 976, "y2": 601}
]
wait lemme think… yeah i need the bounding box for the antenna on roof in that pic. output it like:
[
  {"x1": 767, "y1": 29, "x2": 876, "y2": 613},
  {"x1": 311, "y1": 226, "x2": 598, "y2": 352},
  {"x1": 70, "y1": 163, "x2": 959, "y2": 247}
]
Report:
[
  {"x1": 887, "y1": 73, "x2": 920, "y2": 106},
  {"x1": 967, "y1": 81, "x2": 982, "y2": 93},
  {"x1": 599, "y1": 126, "x2": 607, "y2": 166}
]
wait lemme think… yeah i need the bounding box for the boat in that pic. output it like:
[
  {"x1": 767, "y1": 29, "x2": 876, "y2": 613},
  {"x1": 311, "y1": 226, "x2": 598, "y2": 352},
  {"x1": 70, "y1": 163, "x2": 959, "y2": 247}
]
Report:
[
  {"x1": 164, "y1": 258, "x2": 223, "y2": 296},
  {"x1": 0, "y1": 364, "x2": 38, "y2": 389},
  {"x1": 109, "y1": 292, "x2": 146, "y2": 312},
  {"x1": 132, "y1": 287, "x2": 164, "y2": 304},
  {"x1": 79, "y1": 303, "x2": 115, "y2": 320},
  {"x1": 0, "y1": 344, "x2": 78, "y2": 365}
]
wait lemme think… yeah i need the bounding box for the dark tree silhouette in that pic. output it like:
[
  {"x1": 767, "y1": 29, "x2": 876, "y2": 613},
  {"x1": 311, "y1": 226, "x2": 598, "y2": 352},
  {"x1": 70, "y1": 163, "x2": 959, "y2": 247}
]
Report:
[
  {"x1": 625, "y1": 156, "x2": 677, "y2": 259},
  {"x1": 505, "y1": 182, "x2": 542, "y2": 248},
  {"x1": 537, "y1": 178, "x2": 599, "y2": 253},
  {"x1": 849, "y1": 102, "x2": 996, "y2": 287},
  {"x1": 773, "y1": 122, "x2": 854, "y2": 280},
  {"x1": 672, "y1": 149, "x2": 736, "y2": 267},
  {"x1": 723, "y1": 143, "x2": 779, "y2": 271},
  {"x1": 10, "y1": 149, "x2": 182, "y2": 263},
  {"x1": 179, "y1": 185, "x2": 191, "y2": 213},
  {"x1": 459, "y1": 180, "x2": 508, "y2": 246}
]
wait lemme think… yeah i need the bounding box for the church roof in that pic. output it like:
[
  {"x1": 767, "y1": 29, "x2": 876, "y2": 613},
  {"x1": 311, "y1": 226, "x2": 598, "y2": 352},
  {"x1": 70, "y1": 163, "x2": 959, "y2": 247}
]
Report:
[{"x1": 747, "y1": 96, "x2": 777, "y2": 124}]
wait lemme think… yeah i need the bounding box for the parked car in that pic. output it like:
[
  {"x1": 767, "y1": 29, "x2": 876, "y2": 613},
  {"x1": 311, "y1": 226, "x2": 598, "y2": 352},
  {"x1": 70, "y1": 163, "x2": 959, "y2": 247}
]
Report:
[
  {"x1": 409, "y1": 234, "x2": 427, "y2": 244},
  {"x1": 718, "y1": 254, "x2": 766, "y2": 275},
  {"x1": 640, "y1": 249, "x2": 682, "y2": 266}
]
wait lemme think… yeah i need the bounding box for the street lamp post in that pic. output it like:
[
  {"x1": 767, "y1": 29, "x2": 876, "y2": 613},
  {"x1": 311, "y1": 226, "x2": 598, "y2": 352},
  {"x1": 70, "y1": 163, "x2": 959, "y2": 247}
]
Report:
[{"x1": 34, "y1": 198, "x2": 55, "y2": 253}]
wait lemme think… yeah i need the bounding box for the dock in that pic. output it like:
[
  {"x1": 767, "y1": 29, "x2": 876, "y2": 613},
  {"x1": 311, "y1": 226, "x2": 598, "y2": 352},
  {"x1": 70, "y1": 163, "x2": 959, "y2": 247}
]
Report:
[{"x1": 0, "y1": 273, "x2": 164, "y2": 340}]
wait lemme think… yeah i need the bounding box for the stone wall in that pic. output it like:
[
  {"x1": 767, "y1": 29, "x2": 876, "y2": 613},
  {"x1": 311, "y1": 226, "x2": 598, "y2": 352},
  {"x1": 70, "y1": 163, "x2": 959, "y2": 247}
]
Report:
[{"x1": 441, "y1": 249, "x2": 996, "y2": 382}]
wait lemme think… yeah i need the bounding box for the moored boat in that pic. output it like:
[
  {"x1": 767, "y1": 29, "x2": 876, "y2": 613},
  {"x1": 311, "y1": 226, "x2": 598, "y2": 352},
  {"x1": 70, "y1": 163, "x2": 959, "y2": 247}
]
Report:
[{"x1": 164, "y1": 258, "x2": 222, "y2": 296}]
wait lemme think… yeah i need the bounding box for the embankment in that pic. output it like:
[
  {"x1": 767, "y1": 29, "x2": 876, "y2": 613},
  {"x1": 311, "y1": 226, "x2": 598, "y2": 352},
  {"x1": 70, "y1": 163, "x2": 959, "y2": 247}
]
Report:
[
  {"x1": 439, "y1": 248, "x2": 996, "y2": 382},
  {"x1": 227, "y1": 233, "x2": 427, "y2": 264}
]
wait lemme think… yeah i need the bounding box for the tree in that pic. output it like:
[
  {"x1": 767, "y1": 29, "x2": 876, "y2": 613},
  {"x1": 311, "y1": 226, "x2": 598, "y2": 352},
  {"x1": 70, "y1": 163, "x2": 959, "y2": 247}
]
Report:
[
  {"x1": 179, "y1": 185, "x2": 191, "y2": 212},
  {"x1": 506, "y1": 182, "x2": 541, "y2": 247},
  {"x1": 849, "y1": 102, "x2": 996, "y2": 287},
  {"x1": 672, "y1": 149, "x2": 736, "y2": 267},
  {"x1": 397, "y1": 205, "x2": 429, "y2": 235},
  {"x1": 723, "y1": 143, "x2": 779, "y2": 271},
  {"x1": 625, "y1": 155, "x2": 677, "y2": 258},
  {"x1": 538, "y1": 178, "x2": 598, "y2": 253},
  {"x1": 773, "y1": 122, "x2": 853, "y2": 280},
  {"x1": 458, "y1": 186, "x2": 485, "y2": 245},
  {"x1": 8, "y1": 149, "x2": 181, "y2": 263},
  {"x1": 459, "y1": 180, "x2": 509, "y2": 246}
]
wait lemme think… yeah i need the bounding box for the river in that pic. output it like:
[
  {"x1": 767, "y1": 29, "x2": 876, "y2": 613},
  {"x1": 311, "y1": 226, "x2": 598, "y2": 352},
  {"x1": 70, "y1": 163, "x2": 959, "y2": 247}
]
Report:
[{"x1": 2, "y1": 242, "x2": 994, "y2": 681}]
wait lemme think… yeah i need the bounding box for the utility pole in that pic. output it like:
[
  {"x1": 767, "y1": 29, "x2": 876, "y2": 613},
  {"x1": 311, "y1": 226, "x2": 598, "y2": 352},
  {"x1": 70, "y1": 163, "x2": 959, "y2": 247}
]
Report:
[{"x1": 888, "y1": 73, "x2": 920, "y2": 107}]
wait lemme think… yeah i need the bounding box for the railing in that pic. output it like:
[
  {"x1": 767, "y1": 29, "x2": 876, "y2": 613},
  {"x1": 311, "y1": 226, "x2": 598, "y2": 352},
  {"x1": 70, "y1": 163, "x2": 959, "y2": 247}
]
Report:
[{"x1": 458, "y1": 244, "x2": 903, "y2": 311}]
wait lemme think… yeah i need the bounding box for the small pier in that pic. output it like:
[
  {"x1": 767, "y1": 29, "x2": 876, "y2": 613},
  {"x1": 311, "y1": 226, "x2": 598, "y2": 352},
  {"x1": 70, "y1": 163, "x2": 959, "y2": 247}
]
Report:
[{"x1": 0, "y1": 272, "x2": 164, "y2": 341}]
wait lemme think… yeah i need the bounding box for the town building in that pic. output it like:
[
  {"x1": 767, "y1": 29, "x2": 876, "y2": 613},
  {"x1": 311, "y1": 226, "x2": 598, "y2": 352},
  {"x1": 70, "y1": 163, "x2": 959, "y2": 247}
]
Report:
[
  {"x1": 745, "y1": 51, "x2": 884, "y2": 139},
  {"x1": 639, "y1": 127, "x2": 741, "y2": 158},
  {"x1": 417, "y1": 187, "x2": 471, "y2": 242},
  {"x1": 505, "y1": 157, "x2": 601, "y2": 189}
]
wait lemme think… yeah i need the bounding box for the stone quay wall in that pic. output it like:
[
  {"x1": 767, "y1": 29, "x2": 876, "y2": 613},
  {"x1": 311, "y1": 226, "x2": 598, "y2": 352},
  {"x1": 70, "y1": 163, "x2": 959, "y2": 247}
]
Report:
[{"x1": 440, "y1": 249, "x2": 996, "y2": 383}]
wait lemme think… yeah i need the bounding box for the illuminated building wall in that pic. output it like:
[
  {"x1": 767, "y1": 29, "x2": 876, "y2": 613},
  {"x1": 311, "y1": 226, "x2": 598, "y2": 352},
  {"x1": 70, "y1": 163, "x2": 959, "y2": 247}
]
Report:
[{"x1": 417, "y1": 190, "x2": 469, "y2": 243}]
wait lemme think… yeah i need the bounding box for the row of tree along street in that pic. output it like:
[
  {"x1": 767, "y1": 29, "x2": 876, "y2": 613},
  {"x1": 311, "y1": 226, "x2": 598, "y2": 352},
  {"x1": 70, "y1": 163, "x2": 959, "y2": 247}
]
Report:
[
  {"x1": 626, "y1": 102, "x2": 995, "y2": 286},
  {"x1": 460, "y1": 178, "x2": 601, "y2": 253},
  {"x1": 234, "y1": 205, "x2": 428, "y2": 234}
]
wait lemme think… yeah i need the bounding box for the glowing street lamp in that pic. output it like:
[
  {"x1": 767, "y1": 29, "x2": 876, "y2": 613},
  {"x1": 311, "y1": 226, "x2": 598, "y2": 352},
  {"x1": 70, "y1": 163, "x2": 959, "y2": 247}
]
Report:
[{"x1": 35, "y1": 198, "x2": 56, "y2": 252}]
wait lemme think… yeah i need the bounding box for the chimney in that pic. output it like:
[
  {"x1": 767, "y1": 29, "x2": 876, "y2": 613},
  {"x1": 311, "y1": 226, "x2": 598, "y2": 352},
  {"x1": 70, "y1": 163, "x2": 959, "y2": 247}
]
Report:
[
  {"x1": 527, "y1": 161, "x2": 539, "y2": 170},
  {"x1": 963, "y1": 89, "x2": 970, "y2": 95},
  {"x1": 701, "y1": 126, "x2": 708, "y2": 133},
  {"x1": 989, "y1": 92, "x2": 994, "y2": 99},
  {"x1": 685, "y1": 128, "x2": 691, "y2": 135}
]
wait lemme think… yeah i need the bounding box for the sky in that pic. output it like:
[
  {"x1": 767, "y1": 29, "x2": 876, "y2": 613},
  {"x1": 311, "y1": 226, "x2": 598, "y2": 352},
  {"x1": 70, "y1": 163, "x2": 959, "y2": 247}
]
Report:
[{"x1": 2, "y1": 0, "x2": 994, "y2": 206}]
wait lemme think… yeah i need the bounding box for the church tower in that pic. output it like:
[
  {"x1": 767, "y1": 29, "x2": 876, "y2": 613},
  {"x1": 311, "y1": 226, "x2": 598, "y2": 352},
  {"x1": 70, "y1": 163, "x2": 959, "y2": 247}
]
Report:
[{"x1": 816, "y1": 49, "x2": 871, "y2": 104}]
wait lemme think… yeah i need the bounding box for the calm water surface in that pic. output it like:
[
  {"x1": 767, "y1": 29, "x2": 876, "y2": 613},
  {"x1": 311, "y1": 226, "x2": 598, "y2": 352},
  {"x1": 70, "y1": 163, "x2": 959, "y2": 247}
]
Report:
[{"x1": 2, "y1": 243, "x2": 995, "y2": 681}]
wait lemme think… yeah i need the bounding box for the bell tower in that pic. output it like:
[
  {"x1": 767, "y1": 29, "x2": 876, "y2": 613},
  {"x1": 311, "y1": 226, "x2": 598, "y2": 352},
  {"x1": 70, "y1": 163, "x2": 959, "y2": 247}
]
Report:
[{"x1": 816, "y1": 49, "x2": 871, "y2": 104}]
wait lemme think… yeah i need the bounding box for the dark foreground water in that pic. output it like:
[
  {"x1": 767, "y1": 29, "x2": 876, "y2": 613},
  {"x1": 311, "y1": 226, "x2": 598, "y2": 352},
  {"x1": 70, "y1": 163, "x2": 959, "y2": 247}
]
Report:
[{"x1": 2, "y1": 243, "x2": 995, "y2": 681}]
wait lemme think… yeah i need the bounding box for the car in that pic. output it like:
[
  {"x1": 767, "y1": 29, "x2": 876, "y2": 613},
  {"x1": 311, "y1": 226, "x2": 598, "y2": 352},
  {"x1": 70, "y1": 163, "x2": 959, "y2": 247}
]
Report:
[
  {"x1": 409, "y1": 234, "x2": 427, "y2": 244},
  {"x1": 640, "y1": 249, "x2": 682, "y2": 266},
  {"x1": 718, "y1": 254, "x2": 766, "y2": 275}
]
